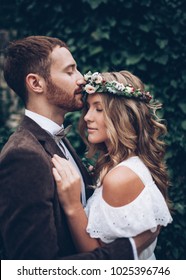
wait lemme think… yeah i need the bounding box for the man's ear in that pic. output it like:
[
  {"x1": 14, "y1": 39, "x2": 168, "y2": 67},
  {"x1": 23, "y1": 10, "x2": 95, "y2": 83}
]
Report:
[{"x1": 26, "y1": 73, "x2": 45, "y2": 93}]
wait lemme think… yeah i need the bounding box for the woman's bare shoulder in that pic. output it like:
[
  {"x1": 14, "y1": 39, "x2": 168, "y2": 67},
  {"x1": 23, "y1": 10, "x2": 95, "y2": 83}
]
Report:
[{"x1": 102, "y1": 165, "x2": 145, "y2": 207}]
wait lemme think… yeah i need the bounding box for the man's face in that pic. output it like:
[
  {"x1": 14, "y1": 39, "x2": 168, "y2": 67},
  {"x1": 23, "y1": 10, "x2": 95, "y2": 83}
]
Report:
[{"x1": 45, "y1": 46, "x2": 84, "y2": 112}]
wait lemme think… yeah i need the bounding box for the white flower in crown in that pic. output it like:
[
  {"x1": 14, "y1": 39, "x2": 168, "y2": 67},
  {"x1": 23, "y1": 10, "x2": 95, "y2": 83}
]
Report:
[
  {"x1": 91, "y1": 72, "x2": 103, "y2": 84},
  {"x1": 111, "y1": 81, "x2": 125, "y2": 91},
  {"x1": 125, "y1": 85, "x2": 134, "y2": 93},
  {"x1": 107, "y1": 81, "x2": 125, "y2": 94},
  {"x1": 84, "y1": 84, "x2": 96, "y2": 94},
  {"x1": 84, "y1": 71, "x2": 93, "y2": 81}
]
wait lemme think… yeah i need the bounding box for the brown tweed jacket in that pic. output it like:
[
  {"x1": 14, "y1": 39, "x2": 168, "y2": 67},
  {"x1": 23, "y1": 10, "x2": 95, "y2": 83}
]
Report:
[{"x1": 0, "y1": 116, "x2": 133, "y2": 260}]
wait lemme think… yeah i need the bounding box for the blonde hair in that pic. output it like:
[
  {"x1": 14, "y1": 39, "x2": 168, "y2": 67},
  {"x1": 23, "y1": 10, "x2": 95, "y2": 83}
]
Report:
[{"x1": 79, "y1": 70, "x2": 170, "y2": 205}]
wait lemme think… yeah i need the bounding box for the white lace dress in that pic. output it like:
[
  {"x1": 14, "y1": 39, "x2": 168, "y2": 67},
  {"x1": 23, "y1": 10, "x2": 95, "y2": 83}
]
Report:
[{"x1": 84, "y1": 156, "x2": 173, "y2": 260}]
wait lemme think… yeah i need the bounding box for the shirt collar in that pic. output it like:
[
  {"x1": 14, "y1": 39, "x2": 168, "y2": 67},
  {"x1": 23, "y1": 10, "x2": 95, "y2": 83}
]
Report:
[{"x1": 25, "y1": 109, "x2": 64, "y2": 135}]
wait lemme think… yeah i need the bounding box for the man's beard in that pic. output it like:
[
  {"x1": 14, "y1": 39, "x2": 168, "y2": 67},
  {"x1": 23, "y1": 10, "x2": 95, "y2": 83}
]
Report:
[{"x1": 45, "y1": 78, "x2": 83, "y2": 111}]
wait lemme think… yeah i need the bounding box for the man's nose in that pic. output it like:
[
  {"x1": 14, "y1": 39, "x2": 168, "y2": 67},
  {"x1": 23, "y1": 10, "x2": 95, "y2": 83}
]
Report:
[{"x1": 76, "y1": 71, "x2": 86, "y2": 86}]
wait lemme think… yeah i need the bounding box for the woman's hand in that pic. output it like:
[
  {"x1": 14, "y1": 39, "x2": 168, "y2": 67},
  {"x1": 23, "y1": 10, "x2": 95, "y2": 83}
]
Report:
[
  {"x1": 133, "y1": 226, "x2": 161, "y2": 256},
  {"x1": 52, "y1": 155, "x2": 100, "y2": 252},
  {"x1": 52, "y1": 154, "x2": 82, "y2": 215}
]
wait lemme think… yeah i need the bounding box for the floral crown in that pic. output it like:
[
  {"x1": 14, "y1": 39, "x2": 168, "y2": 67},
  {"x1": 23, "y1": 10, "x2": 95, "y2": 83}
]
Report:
[{"x1": 83, "y1": 71, "x2": 152, "y2": 103}]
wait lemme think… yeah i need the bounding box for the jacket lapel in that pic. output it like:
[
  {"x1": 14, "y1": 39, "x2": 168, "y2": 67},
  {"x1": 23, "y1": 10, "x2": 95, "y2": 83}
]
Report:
[
  {"x1": 19, "y1": 116, "x2": 66, "y2": 158},
  {"x1": 20, "y1": 116, "x2": 94, "y2": 198}
]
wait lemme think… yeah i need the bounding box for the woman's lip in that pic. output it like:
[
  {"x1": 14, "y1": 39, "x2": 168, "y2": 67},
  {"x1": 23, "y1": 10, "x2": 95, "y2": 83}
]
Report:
[{"x1": 87, "y1": 128, "x2": 97, "y2": 132}]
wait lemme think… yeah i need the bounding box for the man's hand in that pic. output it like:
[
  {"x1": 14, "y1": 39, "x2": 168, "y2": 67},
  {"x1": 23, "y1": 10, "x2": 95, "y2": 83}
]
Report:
[{"x1": 133, "y1": 226, "x2": 161, "y2": 256}]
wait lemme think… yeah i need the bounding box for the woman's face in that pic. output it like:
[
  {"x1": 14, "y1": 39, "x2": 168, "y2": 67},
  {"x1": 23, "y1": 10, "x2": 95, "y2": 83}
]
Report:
[{"x1": 84, "y1": 94, "x2": 110, "y2": 146}]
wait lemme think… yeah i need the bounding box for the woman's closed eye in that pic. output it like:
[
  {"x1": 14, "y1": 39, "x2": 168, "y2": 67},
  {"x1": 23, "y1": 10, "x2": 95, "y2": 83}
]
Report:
[{"x1": 96, "y1": 108, "x2": 103, "y2": 112}]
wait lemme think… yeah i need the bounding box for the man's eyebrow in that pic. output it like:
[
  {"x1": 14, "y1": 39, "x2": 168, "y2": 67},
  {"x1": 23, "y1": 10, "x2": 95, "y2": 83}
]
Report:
[{"x1": 63, "y1": 63, "x2": 77, "y2": 71}]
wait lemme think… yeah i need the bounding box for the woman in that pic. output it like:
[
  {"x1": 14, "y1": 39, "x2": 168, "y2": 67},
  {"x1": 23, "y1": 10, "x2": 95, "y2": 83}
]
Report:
[{"x1": 52, "y1": 70, "x2": 172, "y2": 259}]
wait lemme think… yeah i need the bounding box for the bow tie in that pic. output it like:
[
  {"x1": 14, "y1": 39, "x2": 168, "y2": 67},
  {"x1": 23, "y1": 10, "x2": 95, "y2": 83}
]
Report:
[{"x1": 53, "y1": 125, "x2": 72, "y2": 142}]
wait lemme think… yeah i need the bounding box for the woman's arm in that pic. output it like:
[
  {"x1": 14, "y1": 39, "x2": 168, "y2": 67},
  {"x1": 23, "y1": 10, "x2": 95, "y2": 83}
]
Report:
[
  {"x1": 52, "y1": 155, "x2": 159, "y2": 256},
  {"x1": 52, "y1": 154, "x2": 101, "y2": 252}
]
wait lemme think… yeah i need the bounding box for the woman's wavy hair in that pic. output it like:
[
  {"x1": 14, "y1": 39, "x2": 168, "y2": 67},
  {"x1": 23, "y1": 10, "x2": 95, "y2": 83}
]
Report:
[{"x1": 79, "y1": 70, "x2": 171, "y2": 206}]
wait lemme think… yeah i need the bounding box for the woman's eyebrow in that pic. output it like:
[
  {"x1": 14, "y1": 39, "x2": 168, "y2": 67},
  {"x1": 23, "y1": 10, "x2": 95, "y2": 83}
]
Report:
[{"x1": 86, "y1": 101, "x2": 102, "y2": 106}]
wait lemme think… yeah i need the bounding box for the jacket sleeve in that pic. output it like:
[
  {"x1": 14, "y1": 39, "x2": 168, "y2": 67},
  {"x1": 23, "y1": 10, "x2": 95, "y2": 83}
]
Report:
[
  {"x1": 63, "y1": 238, "x2": 134, "y2": 260},
  {"x1": 0, "y1": 146, "x2": 60, "y2": 259}
]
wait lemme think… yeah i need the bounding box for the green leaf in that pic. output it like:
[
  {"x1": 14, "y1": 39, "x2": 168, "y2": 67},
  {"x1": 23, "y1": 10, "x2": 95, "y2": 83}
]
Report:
[
  {"x1": 171, "y1": 25, "x2": 179, "y2": 35},
  {"x1": 170, "y1": 80, "x2": 177, "y2": 88},
  {"x1": 178, "y1": 103, "x2": 186, "y2": 114},
  {"x1": 91, "y1": 30, "x2": 110, "y2": 41},
  {"x1": 156, "y1": 39, "x2": 168, "y2": 49},
  {"x1": 111, "y1": 51, "x2": 124, "y2": 66},
  {"x1": 137, "y1": 63, "x2": 147, "y2": 71},
  {"x1": 105, "y1": 17, "x2": 117, "y2": 27},
  {"x1": 181, "y1": 120, "x2": 186, "y2": 130},
  {"x1": 154, "y1": 55, "x2": 169, "y2": 65},
  {"x1": 138, "y1": 23, "x2": 152, "y2": 32},
  {"x1": 82, "y1": 0, "x2": 108, "y2": 9},
  {"x1": 89, "y1": 46, "x2": 103, "y2": 56},
  {"x1": 126, "y1": 55, "x2": 143, "y2": 65},
  {"x1": 121, "y1": 19, "x2": 131, "y2": 26},
  {"x1": 165, "y1": 151, "x2": 173, "y2": 160}
]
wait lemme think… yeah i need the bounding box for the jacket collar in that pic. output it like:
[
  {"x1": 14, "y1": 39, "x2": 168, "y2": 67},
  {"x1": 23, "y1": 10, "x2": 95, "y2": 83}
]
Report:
[{"x1": 19, "y1": 115, "x2": 65, "y2": 157}]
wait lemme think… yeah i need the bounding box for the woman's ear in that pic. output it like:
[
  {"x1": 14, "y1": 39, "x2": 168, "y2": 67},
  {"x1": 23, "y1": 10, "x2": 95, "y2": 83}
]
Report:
[{"x1": 26, "y1": 73, "x2": 45, "y2": 93}]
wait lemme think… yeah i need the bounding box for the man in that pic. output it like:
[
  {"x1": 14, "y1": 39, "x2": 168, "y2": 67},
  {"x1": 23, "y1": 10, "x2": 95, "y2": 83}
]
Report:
[{"x1": 0, "y1": 36, "x2": 158, "y2": 259}]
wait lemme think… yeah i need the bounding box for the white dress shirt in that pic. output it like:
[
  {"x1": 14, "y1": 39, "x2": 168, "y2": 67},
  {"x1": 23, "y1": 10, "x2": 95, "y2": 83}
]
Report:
[{"x1": 25, "y1": 109, "x2": 86, "y2": 207}]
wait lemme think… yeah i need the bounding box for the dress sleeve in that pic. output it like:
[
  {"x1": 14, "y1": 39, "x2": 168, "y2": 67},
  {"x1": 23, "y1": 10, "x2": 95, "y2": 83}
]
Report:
[{"x1": 85, "y1": 185, "x2": 172, "y2": 243}]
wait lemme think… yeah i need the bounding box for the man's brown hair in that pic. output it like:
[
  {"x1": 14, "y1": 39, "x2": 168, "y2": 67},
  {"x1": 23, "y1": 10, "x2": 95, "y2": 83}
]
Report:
[{"x1": 3, "y1": 36, "x2": 68, "y2": 104}]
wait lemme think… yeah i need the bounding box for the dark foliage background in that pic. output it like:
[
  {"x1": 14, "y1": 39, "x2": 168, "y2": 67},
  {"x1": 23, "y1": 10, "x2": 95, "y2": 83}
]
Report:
[{"x1": 0, "y1": 0, "x2": 185, "y2": 259}]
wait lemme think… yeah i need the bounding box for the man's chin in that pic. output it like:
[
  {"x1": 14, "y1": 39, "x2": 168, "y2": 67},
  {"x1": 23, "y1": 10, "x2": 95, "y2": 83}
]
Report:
[
  {"x1": 68, "y1": 102, "x2": 84, "y2": 112},
  {"x1": 75, "y1": 99, "x2": 84, "y2": 109},
  {"x1": 74, "y1": 104, "x2": 84, "y2": 111}
]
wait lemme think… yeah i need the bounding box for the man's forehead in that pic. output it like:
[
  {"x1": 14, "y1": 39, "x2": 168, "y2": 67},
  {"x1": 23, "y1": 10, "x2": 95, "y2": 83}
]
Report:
[{"x1": 51, "y1": 46, "x2": 76, "y2": 66}]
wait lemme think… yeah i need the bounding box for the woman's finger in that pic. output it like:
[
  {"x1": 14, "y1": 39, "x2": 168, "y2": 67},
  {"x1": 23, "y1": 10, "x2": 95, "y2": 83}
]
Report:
[
  {"x1": 52, "y1": 157, "x2": 80, "y2": 190},
  {"x1": 52, "y1": 167, "x2": 62, "y2": 182},
  {"x1": 53, "y1": 154, "x2": 79, "y2": 178},
  {"x1": 52, "y1": 157, "x2": 66, "y2": 175},
  {"x1": 52, "y1": 155, "x2": 71, "y2": 174},
  {"x1": 52, "y1": 156, "x2": 70, "y2": 176}
]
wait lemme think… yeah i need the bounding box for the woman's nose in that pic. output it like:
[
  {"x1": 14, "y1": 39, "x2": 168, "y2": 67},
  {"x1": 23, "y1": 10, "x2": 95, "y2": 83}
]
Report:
[{"x1": 84, "y1": 110, "x2": 92, "y2": 122}]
